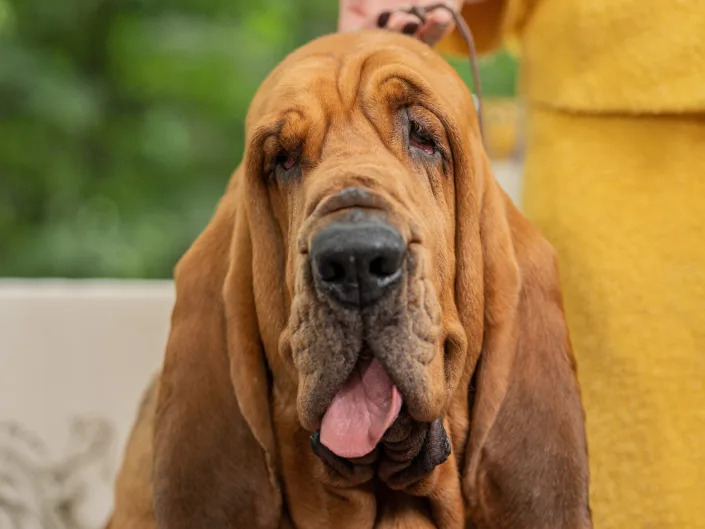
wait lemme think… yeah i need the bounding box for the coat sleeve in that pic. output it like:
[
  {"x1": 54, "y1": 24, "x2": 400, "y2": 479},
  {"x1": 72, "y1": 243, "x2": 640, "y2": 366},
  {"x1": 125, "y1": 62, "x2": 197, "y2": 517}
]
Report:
[{"x1": 437, "y1": 0, "x2": 534, "y2": 55}]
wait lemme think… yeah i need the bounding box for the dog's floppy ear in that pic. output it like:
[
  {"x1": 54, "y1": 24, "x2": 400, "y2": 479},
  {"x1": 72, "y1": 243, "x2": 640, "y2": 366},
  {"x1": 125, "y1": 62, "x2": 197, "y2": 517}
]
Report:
[
  {"x1": 455, "y1": 137, "x2": 592, "y2": 528},
  {"x1": 153, "y1": 167, "x2": 281, "y2": 529}
]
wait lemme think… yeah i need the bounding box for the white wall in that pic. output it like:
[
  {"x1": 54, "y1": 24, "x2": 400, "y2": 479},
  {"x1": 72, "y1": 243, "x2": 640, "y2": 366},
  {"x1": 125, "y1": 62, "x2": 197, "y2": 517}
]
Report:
[
  {"x1": 493, "y1": 159, "x2": 523, "y2": 207},
  {"x1": 0, "y1": 280, "x2": 173, "y2": 529}
]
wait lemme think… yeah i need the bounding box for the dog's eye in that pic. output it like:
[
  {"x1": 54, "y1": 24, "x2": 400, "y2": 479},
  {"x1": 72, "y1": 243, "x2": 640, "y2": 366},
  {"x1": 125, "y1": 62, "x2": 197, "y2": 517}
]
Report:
[
  {"x1": 409, "y1": 121, "x2": 436, "y2": 156},
  {"x1": 271, "y1": 151, "x2": 301, "y2": 182},
  {"x1": 276, "y1": 152, "x2": 297, "y2": 171}
]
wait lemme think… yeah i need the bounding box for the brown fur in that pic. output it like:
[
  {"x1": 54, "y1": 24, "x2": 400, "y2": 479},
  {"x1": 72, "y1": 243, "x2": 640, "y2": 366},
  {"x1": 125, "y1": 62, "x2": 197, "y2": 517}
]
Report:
[
  {"x1": 107, "y1": 31, "x2": 591, "y2": 529},
  {"x1": 105, "y1": 377, "x2": 158, "y2": 529}
]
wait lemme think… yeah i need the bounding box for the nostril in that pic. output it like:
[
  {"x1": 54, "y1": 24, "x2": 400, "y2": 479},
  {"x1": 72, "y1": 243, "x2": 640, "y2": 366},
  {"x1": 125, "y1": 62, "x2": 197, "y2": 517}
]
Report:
[
  {"x1": 369, "y1": 255, "x2": 400, "y2": 278},
  {"x1": 318, "y1": 258, "x2": 346, "y2": 283}
]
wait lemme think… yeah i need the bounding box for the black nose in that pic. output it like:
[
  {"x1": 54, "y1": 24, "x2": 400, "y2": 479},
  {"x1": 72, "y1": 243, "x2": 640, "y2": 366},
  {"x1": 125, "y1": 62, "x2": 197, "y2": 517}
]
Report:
[{"x1": 311, "y1": 221, "x2": 406, "y2": 307}]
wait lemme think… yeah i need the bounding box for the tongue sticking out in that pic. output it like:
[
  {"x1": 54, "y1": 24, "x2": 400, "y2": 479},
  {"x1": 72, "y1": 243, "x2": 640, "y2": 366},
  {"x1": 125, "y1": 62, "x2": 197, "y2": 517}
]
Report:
[{"x1": 320, "y1": 358, "x2": 403, "y2": 459}]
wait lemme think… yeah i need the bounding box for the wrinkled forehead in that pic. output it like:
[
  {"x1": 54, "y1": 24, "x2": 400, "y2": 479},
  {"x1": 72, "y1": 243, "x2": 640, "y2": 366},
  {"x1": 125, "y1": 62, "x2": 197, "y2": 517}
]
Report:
[{"x1": 245, "y1": 30, "x2": 474, "y2": 133}]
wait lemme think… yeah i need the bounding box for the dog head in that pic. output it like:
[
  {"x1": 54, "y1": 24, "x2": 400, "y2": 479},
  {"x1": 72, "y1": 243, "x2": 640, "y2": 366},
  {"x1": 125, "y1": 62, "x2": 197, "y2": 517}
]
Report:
[{"x1": 152, "y1": 31, "x2": 591, "y2": 529}]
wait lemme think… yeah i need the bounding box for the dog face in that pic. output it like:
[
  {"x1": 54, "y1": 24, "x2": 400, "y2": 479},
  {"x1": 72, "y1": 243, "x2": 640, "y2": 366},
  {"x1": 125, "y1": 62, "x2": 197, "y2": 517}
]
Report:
[
  {"x1": 240, "y1": 32, "x2": 475, "y2": 458},
  {"x1": 148, "y1": 30, "x2": 590, "y2": 529}
]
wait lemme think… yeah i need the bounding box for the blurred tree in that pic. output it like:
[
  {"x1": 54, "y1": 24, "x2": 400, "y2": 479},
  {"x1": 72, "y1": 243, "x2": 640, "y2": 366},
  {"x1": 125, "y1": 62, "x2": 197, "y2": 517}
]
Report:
[{"x1": 0, "y1": 0, "x2": 515, "y2": 278}]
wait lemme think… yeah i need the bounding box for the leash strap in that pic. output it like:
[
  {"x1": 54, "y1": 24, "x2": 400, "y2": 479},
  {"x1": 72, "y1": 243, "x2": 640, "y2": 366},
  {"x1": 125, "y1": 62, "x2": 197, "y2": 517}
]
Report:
[{"x1": 377, "y1": 4, "x2": 485, "y2": 140}]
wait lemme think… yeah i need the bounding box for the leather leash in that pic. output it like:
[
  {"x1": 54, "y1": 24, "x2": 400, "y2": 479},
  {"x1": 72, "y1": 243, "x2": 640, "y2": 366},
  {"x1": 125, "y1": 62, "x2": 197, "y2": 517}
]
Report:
[{"x1": 377, "y1": 4, "x2": 485, "y2": 140}]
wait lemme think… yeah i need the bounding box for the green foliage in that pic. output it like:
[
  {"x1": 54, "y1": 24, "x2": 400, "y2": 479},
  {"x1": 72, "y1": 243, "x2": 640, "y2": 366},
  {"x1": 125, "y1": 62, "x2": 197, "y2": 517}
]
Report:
[
  {"x1": 448, "y1": 49, "x2": 518, "y2": 99},
  {"x1": 0, "y1": 0, "x2": 515, "y2": 278}
]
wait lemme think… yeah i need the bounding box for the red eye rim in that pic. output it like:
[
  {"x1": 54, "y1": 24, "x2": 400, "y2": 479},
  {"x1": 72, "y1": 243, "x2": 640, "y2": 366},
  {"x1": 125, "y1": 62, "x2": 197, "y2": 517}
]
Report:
[
  {"x1": 409, "y1": 121, "x2": 436, "y2": 156},
  {"x1": 276, "y1": 152, "x2": 297, "y2": 170},
  {"x1": 409, "y1": 133, "x2": 435, "y2": 155},
  {"x1": 282, "y1": 156, "x2": 296, "y2": 170}
]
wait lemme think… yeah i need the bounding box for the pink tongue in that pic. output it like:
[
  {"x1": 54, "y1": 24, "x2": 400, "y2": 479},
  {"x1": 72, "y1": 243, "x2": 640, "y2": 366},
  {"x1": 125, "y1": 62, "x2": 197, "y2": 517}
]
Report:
[{"x1": 320, "y1": 358, "x2": 403, "y2": 458}]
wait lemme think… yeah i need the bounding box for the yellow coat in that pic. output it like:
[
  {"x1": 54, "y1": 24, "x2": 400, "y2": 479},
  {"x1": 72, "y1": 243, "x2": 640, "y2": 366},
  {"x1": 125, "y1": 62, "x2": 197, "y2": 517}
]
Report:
[{"x1": 442, "y1": 1, "x2": 705, "y2": 527}]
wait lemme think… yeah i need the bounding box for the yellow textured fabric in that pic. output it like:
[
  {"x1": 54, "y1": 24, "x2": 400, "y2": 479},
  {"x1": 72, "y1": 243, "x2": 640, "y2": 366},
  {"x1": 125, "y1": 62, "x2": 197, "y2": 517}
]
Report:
[
  {"x1": 523, "y1": 108, "x2": 705, "y2": 529},
  {"x1": 521, "y1": 0, "x2": 705, "y2": 113},
  {"x1": 439, "y1": 1, "x2": 705, "y2": 526},
  {"x1": 441, "y1": 0, "x2": 705, "y2": 113}
]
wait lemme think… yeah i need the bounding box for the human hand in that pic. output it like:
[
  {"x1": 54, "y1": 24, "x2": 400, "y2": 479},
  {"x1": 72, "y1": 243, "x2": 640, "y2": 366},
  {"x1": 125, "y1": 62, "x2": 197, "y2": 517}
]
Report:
[{"x1": 338, "y1": 0, "x2": 464, "y2": 46}]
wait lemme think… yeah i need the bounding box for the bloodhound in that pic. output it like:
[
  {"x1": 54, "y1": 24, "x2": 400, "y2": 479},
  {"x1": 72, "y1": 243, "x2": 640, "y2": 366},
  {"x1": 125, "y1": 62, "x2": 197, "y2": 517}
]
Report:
[{"x1": 107, "y1": 31, "x2": 592, "y2": 529}]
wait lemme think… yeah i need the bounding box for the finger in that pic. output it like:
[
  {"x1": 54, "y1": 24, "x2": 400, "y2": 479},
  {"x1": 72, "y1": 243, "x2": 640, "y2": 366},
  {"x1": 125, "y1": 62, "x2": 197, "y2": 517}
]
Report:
[
  {"x1": 424, "y1": 5, "x2": 455, "y2": 27},
  {"x1": 385, "y1": 10, "x2": 422, "y2": 36},
  {"x1": 338, "y1": 9, "x2": 367, "y2": 31},
  {"x1": 418, "y1": 21, "x2": 453, "y2": 45},
  {"x1": 339, "y1": 0, "x2": 395, "y2": 31},
  {"x1": 376, "y1": 10, "x2": 392, "y2": 28},
  {"x1": 418, "y1": 7, "x2": 455, "y2": 44}
]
